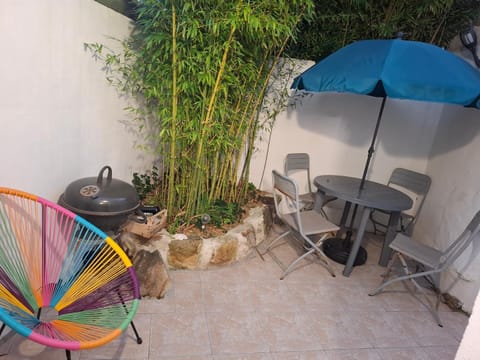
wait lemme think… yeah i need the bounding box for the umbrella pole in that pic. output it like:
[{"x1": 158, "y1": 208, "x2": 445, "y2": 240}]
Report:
[
  {"x1": 360, "y1": 96, "x2": 387, "y2": 189},
  {"x1": 323, "y1": 96, "x2": 388, "y2": 267}
]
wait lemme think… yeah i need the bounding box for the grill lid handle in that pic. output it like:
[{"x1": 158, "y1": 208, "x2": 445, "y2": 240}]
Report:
[{"x1": 97, "y1": 166, "x2": 113, "y2": 184}]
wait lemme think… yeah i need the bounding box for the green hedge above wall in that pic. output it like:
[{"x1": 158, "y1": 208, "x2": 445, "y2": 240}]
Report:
[{"x1": 285, "y1": 0, "x2": 480, "y2": 61}]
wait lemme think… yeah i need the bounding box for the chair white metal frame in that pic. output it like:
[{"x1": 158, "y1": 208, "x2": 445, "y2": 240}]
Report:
[
  {"x1": 260, "y1": 170, "x2": 339, "y2": 279},
  {"x1": 370, "y1": 168, "x2": 431, "y2": 235},
  {"x1": 284, "y1": 153, "x2": 335, "y2": 218},
  {"x1": 369, "y1": 210, "x2": 480, "y2": 326}
]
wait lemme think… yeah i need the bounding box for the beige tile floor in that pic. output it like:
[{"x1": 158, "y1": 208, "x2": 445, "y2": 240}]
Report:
[{"x1": 0, "y1": 228, "x2": 469, "y2": 360}]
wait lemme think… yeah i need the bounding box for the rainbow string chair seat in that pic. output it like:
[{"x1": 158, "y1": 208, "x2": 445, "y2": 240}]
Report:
[{"x1": 0, "y1": 188, "x2": 142, "y2": 359}]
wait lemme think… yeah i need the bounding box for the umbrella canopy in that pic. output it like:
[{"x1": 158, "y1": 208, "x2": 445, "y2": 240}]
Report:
[
  {"x1": 291, "y1": 39, "x2": 480, "y2": 188},
  {"x1": 292, "y1": 39, "x2": 480, "y2": 108}
]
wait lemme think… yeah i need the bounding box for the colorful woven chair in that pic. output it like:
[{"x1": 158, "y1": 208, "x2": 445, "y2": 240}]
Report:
[{"x1": 0, "y1": 188, "x2": 142, "y2": 359}]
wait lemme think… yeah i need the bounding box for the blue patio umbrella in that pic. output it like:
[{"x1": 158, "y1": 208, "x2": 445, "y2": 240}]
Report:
[
  {"x1": 292, "y1": 38, "x2": 480, "y2": 188},
  {"x1": 291, "y1": 38, "x2": 480, "y2": 265}
]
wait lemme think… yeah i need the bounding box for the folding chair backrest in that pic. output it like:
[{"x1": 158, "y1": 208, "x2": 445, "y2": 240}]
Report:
[
  {"x1": 284, "y1": 153, "x2": 312, "y2": 193},
  {"x1": 441, "y1": 210, "x2": 480, "y2": 268},
  {"x1": 272, "y1": 170, "x2": 302, "y2": 233},
  {"x1": 388, "y1": 168, "x2": 431, "y2": 218}
]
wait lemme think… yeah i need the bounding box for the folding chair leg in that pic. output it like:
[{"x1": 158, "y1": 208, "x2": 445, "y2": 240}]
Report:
[
  {"x1": 278, "y1": 243, "x2": 335, "y2": 280},
  {"x1": 259, "y1": 229, "x2": 299, "y2": 279},
  {"x1": 319, "y1": 208, "x2": 329, "y2": 220},
  {"x1": 265, "y1": 231, "x2": 335, "y2": 279},
  {"x1": 279, "y1": 248, "x2": 315, "y2": 280},
  {"x1": 397, "y1": 255, "x2": 443, "y2": 327},
  {"x1": 259, "y1": 230, "x2": 291, "y2": 259},
  {"x1": 369, "y1": 252, "x2": 403, "y2": 296},
  {"x1": 406, "y1": 282, "x2": 442, "y2": 326},
  {"x1": 369, "y1": 253, "x2": 443, "y2": 327},
  {"x1": 371, "y1": 215, "x2": 379, "y2": 235},
  {"x1": 305, "y1": 233, "x2": 336, "y2": 277},
  {"x1": 369, "y1": 212, "x2": 386, "y2": 236},
  {"x1": 313, "y1": 252, "x2": 335, "y2": 277},
  {"x1": 381, "y1": 251, "x2": 398, "y2": 278}
]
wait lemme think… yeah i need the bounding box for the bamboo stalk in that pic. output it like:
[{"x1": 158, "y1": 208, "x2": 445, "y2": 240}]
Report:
[{"x1": 167, "y1": 1, "x2": 178, "y2": 221}]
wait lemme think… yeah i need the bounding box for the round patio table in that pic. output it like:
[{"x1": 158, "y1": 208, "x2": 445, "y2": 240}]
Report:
[{"x1": 314, "y1": 175, "x2": 413, "y2": 277}]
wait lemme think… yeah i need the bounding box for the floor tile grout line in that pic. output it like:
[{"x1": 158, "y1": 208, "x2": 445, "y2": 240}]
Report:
[
  {"x1": 200, "y1": 268, "x2": 215, "y2": 358},
  {"x1": 146, "y1": 315, "x2": 153, "y2": 360}
]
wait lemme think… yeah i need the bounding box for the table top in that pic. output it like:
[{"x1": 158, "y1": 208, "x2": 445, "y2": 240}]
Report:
[{"x1": 314, "y1": 175, "x2": 413, "y2": 212}]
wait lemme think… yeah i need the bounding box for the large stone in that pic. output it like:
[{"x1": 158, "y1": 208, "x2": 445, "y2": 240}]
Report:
[
  {"x1": 134, "y1": 249, "x2": 170, "y2": 298},
  {"x1": 209, "y1": 236, "x2": 238, "y2": 265},
  {"x1": 167, "y1": 238, "x2": 202, "y2": 269},
  {"x1": 117, "y1": 232, "x2": 170, "y2": 298}
]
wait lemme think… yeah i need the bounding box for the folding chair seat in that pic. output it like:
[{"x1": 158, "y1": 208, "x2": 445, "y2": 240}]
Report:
[
  {"x1": 259, "y1": 170, "x2": 339, "y2": 279},
  {"x1": 284, "y1": 153, "x2": 336, "y2": 218},
  {"x1": 369, "y1": 209, "x2": 480, "y2": 326},
  {"x1": 0, "y1": 188, "x2": 142, "y2": 359},
  {"x1": 370, "y1": 168, "x2": 431, "y2": 235}
]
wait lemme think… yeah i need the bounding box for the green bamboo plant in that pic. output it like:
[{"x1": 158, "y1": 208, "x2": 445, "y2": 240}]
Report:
[{"x1": 86, "y1": 0, "x2": 314, "y2": 228}]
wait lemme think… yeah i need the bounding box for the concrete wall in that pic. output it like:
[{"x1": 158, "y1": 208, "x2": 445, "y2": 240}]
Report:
[{"x1": 0, "y1": 0, "x2": 154, "y2": 201}]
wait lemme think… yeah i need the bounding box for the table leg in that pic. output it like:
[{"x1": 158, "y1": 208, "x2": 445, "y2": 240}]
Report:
[
  {"x1": 343, "y1": 207, "x2": 371, "y2": 277},
  {"x1": 314, "y1": 191, "x2": 327, "y2": 213},
  {"x1": 379, "y1": 211, "x2": 400, "y2": 266},
  {"x1": 335, "y1": 201, "x2": 351, "y2": 238},
  {"x1": 339, "y1": 201, "x2": 352, "y2": 228}
]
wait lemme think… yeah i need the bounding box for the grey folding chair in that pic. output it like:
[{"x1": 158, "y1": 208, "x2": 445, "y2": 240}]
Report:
[
  {"x1": 370, "y1": 168, "x2": 431, "y2": 235},
  {"x1": 260, "y1": 170, "x2": 339, "y2": 279},
  {"x1": 369, "y1": 210, "x2": 480, "y2": 326},
  {"x1": 284, "y1": 153, "x2": 335, "y2": 218}
]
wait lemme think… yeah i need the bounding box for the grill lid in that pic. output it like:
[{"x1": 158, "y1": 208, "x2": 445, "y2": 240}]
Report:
[{"x1": 60, "y1": 166, "x2": 140, "y2": 216}]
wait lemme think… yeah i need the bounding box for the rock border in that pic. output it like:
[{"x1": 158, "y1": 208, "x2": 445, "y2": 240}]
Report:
[{"x1": 117, "y1": 204, "x2": 272, "y2": 298}]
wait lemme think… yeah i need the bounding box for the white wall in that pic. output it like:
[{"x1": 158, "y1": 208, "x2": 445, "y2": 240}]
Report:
[
  {"x1": 0, "y1": 0, "x2": 154, "y2": 201},
  {"x1": 252, "y1": 91, "x2": 441, "y2": 190},
  {"x1": 417, "y1": 105, "x2": 480, "y2": 312}
]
